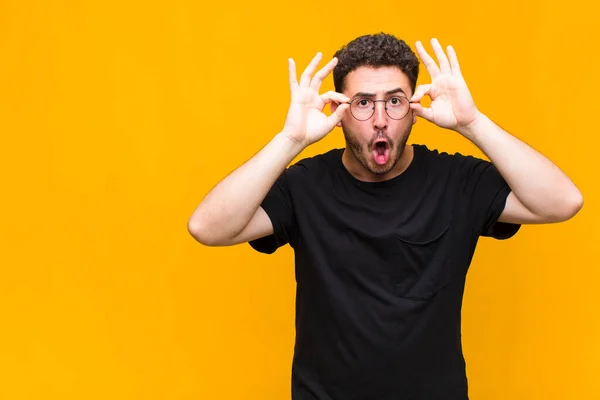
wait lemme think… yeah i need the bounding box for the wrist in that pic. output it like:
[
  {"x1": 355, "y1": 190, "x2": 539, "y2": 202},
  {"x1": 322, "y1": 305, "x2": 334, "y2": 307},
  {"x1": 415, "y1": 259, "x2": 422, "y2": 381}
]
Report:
[
  {"x1": 456, "y1": 110, "x2": 487, "y2": 142},
  {"x1": 277, "y1": 130, "x2": 309, "y2": 153}
]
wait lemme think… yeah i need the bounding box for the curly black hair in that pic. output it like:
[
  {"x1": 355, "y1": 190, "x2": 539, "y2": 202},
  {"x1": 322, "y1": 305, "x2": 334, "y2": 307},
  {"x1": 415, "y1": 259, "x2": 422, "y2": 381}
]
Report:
[{"x1": 333, "y1": 33, "x2": 419, "y2": 95}]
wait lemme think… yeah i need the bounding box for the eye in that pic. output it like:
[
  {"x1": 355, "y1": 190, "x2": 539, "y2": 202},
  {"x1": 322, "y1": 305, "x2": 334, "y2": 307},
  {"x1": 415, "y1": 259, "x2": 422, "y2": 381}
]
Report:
[
  {"x1": 355, "y1": 99, "x2": 372, "y2": 108},
  {"x1": 389, "y1": 97, "x2": 402, "y2": 105}
]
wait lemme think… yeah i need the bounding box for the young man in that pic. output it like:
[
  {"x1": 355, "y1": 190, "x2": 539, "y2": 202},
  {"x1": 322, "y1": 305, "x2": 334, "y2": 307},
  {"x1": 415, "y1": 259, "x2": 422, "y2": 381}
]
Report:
[{"x1": 188, "y1": 33, "x2": 583, "y2": 399}]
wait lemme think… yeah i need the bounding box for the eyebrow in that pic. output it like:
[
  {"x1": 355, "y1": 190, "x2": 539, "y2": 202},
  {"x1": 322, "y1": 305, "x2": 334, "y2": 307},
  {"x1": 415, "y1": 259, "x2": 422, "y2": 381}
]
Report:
[{"x1": 352, "y1": 87, "x2": 407, "y2": 98}]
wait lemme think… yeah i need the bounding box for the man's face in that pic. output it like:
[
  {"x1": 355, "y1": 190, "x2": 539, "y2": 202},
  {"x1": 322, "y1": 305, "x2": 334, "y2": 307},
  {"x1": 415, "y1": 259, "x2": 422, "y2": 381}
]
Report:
[{"x1": 340, "y1": 66, "x2": 417, "y2": 176}]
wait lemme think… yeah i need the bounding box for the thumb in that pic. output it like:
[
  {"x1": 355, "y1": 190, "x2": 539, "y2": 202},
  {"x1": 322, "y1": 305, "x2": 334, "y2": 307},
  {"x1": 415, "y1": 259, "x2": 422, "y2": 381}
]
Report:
[
  {"x1": 410, "y1": 84, "x2": 431, "y2": 103},
  {"x1": 327, "y1": 103, "x2": 349, "y2": 128},
  {"x1": 410, "y1": 102, "x2": 434, "y2": 122}
]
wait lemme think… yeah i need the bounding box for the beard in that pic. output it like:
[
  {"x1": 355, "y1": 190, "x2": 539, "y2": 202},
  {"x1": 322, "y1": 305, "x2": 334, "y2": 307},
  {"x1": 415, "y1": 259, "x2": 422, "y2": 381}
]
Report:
[{"x1": 342, "y1": 125, "x2": 412, "y2": 176}]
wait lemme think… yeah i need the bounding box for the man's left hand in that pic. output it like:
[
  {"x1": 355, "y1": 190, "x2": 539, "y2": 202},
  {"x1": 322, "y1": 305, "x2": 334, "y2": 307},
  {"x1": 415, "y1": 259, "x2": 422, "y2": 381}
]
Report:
[{"x1": 410, "y1": 38, "x2": 480, "y2": 136}]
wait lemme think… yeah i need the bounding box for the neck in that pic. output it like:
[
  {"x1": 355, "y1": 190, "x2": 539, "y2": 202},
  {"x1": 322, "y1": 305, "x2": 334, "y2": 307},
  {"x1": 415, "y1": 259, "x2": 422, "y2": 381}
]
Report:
[{"x1": 342, "y1": 144, "x2": 414, "y2": 183}]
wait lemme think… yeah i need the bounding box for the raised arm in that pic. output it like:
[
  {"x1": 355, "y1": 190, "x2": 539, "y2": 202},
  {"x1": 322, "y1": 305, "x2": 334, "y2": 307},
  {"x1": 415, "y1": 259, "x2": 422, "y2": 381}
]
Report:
[
  {"x1": 409, "y1": 38, "x2": 583, "y2": 224},
  {"x1": 187, "y1": 53, "x2": 350, "y2": 246}
]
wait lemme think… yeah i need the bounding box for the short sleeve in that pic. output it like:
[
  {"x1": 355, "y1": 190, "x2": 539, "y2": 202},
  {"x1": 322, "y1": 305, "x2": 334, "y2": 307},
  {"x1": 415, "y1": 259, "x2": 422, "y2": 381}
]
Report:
[
  {"x1": 248, "y1": 169, "x2": 297, "y2": 254},
  {"x1": 458, "y1": 154, "x2": 521, "y2": 240}
]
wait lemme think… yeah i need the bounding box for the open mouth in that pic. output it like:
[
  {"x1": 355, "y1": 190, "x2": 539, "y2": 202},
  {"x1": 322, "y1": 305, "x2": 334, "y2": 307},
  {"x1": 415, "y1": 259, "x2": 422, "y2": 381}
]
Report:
[{"x1": 372, "y1": 140, "x2": 390, "y2": 165}]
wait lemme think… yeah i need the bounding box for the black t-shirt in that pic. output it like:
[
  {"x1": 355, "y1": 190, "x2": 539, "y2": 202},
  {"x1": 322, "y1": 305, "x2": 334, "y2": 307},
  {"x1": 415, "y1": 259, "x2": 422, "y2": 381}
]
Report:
[{"x1": 249, "y1": 144, "x2": 520, "y2": 400}]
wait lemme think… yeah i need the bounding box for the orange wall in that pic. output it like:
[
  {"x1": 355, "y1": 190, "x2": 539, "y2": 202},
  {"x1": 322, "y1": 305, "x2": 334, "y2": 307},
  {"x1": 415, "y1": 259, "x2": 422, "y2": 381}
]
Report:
[{"x1": 1, "y1": 0, "x2": 598, "y2": 398}]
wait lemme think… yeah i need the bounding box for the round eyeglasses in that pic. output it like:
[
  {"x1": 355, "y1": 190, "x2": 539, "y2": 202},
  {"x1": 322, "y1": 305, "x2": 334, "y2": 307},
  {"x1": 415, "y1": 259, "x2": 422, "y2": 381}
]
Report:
[{"x1": 345, "y1": 96, "x2": 411, "y2": 121}]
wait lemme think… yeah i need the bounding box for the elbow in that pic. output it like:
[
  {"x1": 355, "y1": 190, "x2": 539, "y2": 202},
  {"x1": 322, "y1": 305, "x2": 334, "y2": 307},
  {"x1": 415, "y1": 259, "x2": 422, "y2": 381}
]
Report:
[
  {"x1": 187, "y1": 217, "x2": 235, "y2": 247},
  {"x1": 187, "y1": 218, "x2": 218, "y2": 246},
  {"x1": 552, "y1": 190, "x2": 584, "y2": 222},
  {"x1": 565, "y1": 191, "x2": 584, "y2": 219}
]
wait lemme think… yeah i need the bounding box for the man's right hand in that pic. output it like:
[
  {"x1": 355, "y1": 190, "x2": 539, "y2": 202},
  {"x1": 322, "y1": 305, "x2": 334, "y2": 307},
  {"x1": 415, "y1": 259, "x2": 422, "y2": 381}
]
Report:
[
  {"x1": 188, "y1": 53, "x2": 350, "y2": 247},
  {"x1": 282, "y1": 52, "x2": 350, "y2": 147}
]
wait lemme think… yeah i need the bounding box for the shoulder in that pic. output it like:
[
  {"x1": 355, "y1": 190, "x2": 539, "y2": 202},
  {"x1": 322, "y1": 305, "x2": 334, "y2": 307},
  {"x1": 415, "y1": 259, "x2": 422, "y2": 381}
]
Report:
[
  {"x1": 413, "y1": 143, "x2": 489, "y2": 170},
  {"x1": 286, "y1": 148, "x2": 343, "y2": 177},
  {"x1": 294, "y1": 148, "x2": 343, "y2": 167},
  {"x1": 413, "y1": 143, "x2": 476, "y2": 160}
]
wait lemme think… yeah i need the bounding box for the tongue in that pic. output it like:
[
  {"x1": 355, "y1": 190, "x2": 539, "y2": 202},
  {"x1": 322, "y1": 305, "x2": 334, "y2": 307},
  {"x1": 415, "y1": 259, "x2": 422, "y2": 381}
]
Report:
[{"x1": 373, "y1": 147, "x2": 389, "y2": 165}]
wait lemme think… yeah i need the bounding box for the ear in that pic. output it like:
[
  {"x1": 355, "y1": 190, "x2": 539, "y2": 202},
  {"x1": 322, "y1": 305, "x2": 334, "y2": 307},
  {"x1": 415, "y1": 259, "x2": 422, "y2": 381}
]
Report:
[
  {"x1": 330, "y1": 102, "x2": 343, "y2": 127},
  {"x1": 412, "y1": 111, "x2": 417, "y2": 125}
]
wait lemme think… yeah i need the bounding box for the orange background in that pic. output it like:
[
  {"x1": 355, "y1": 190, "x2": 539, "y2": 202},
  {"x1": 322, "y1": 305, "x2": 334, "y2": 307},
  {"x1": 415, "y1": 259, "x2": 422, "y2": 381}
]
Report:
[{"x1": 1, "y1": 0, "x2": 598, "y2": 398}]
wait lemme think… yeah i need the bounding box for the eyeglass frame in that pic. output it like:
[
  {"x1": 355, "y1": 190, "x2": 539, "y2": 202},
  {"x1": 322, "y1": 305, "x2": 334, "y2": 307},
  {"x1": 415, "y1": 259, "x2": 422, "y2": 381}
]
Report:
[{"x1": 343, "y1": 96, "x2": 413, "y2": 121}]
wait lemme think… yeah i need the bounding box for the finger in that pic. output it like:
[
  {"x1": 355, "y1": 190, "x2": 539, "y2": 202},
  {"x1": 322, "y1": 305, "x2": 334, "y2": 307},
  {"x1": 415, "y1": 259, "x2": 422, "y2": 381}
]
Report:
[
  {"x1": 310, "y1": 57, "x2": 338, "y2": 91},
  {"x1": 320, "y1": 90, "x2": 350, "y2": 105},
  {"x1": 415, "y1": 40, "x2": 440, "y2": 79},
  {"x1": 288, "y1": 58, "x2": 299, "y2": 90},
  {"x1": 446, "y1": 45, "x2": 462, "y2": 77},
  {"x1": 430, "y1": 38, "x2": 451, "y2": 74},
  {"x1": 326, "y1": 102, "x2": 350, "y2": 128},
  {"x1": 299, "y1": 52, "x2": 323, "y2": 87},
  {"x1": 409, "y1": 102, "x2": 434, "y2": 122},
  {"x1": 410, "y1": 84, "x2": 431, "y2": 103}
]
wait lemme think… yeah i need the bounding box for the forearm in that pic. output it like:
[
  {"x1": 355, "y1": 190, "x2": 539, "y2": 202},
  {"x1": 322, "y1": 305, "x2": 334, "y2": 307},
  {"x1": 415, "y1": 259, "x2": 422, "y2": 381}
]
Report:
[
  {"x1": 188, "y1": 132, "x2": 305, "y2": 242},
  {"x1": 459, "y1": 111, "x2": 583, "y2": 219}
]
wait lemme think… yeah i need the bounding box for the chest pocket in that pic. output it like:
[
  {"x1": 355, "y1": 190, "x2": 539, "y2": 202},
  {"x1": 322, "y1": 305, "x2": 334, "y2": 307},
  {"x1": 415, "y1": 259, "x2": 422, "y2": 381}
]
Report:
[{"x1": 380, "y1": 222, "x2": 454, "y2": 301}]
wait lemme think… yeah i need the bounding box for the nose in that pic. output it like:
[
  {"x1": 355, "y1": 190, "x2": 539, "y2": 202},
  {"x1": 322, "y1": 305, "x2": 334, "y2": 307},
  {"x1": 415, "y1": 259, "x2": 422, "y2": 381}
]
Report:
[{"x1": 372, "y1": 101, "x2": 388, "y2": 130}]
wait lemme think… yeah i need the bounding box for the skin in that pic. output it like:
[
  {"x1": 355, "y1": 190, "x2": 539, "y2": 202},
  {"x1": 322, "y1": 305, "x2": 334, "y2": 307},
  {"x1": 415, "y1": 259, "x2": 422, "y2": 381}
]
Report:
[
  {"x1": 331, "y1": 66, "x2": 417, "y2": 182},
  {"x1": 335, "y1": 39, "x2": 584, "y2": 223},
  {"x1": 188, "y1": 38, "x2": 583, "y2": 247},
  {"x1": 409, "y1": 39, "x2": 583, "y2": 224}
]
